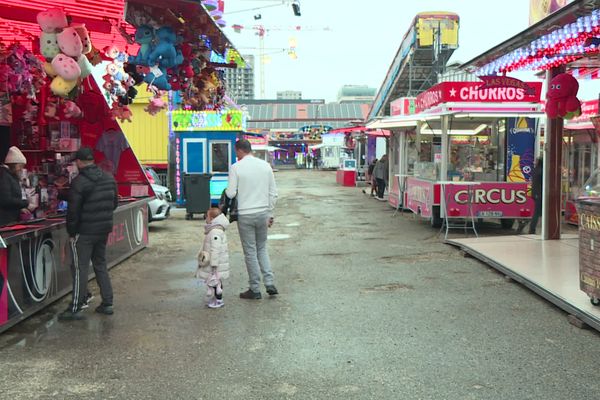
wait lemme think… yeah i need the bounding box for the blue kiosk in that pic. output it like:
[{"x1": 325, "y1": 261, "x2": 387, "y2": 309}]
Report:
[{"x1": 171, "y1": 110, "x2": 247, "y2": 206}]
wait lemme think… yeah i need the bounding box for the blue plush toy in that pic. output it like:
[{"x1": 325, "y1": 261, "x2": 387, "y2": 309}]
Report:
[
  {"x1": 129, "y1": 25, "x2": 155, "y2": 65},
  {"x1": 147, "y1": 26, "x2": 180, "y2": 69}
]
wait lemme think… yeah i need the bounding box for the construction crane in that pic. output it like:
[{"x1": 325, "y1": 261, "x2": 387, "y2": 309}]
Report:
[{"x1": 229, "y1": 24, "x2": 331, "y2": 98}]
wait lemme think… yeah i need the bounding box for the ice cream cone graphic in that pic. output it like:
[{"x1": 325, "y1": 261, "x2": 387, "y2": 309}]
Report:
[{"x1": 507, "y1": 154, "x2": 526, "y2": 183}]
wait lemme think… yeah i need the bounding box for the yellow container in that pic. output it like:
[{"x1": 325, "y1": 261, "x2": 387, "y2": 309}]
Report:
[{"x1": 119, "y1": 84, "x2": 169, "y2": 168}]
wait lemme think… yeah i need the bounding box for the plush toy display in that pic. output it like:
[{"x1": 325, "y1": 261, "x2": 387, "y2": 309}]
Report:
[
  {"x1": 36, "y1": 8, "x2": 97, "y2": 98},
  {"x1": 545, "y1": 73, "x2": 582, "y2": 119}
]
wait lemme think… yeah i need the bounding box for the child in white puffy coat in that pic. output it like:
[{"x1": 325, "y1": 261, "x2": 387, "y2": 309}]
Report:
[{"x1": 196, "y1": 208, "x2": 230, "y2": 308}]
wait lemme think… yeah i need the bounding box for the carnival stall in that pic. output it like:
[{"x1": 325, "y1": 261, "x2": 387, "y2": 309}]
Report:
[
  {"x1": 171, "y1": 109, "x2": 246, "y2": 207},
  {"x1": 368, "y1": 80, "x2": 544, "y2": 232},
  {"x1": 0, "y1": 0, "x2": 240, "y2": 332},
  {"x1": 562, "y1": 100, "x2": 600, "y2": 224},
  {"x1": 0, "y1": 9, "x2": 152, "y2": 333}
]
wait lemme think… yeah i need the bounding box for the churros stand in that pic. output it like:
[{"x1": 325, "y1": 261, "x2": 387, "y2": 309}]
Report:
[{"x1": 368, "y1": 81, "x2": 544, "y2": 229}]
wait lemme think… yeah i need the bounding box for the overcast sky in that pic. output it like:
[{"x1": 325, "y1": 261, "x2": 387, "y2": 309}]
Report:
[{"x1": 222, "y1": 0, "x2": 536, "y2": 101}]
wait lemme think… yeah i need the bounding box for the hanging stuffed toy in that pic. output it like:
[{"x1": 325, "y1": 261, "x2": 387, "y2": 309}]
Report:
[
  {"x1": 147, "y1": 27, "x2": 178, "y2": 68},
  {"x1": 128, "y1": 25, "x2": 155, "y2": 66},
  {"x1": 545, "y1": 73, "x2": 582, "y2": 119},
  {"x1": 45, "y1": 96, "x2": 59, "y2": 119},
  {"x1": 63, "y1": 101, "x2": 82, "y2": 119},
  {"x1": 36, "y1": 8, "x2": 68, "y2": 33},
  {"x1": 144, "y1": 95, "x2": 167, "y2": 115}
]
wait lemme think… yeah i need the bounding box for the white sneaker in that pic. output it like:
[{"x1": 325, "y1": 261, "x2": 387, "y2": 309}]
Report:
[{"x1": 208, "y1": 299, "x2": 224, "y2": 309}]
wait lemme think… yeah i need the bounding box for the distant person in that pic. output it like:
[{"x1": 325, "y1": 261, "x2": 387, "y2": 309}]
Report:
[
  {"x1": 60, "y1": 147, "x2": 118, "y2": 320},
  {"x1": 373, "y1": 155, "x2": 389, "y2": 201},
  {"x1": 196, "y1": 208, "x2": 230, "y2": 309},
  {"x1": 307, "y1": 154, "x2": 313, "y2": 169},
  {"x1": 362, "y1": 158, "x2": 378, "y2": 197},
  {"x1": 528, "y1": 157, "x2": 543, "y2": 234},
  {"x1": 226, "y1": 139, "x2": 278, "y2": 299}
]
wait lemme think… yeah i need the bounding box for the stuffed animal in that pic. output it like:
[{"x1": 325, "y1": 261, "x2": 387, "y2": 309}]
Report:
[
  {"x1": 125, "y1": 63, "x2": 144, "y2": 85},
  {"x1": 63, "y1": 101, "x2": 82, "y2": 119},
  {"x1": 144, "y1": 96, "x2": 167, "y2": 115},
  {"x1": 86, "y1": 46, "x2": 103, "y2": 66},
  {"x1": 45, "y1": 97, "x2": 59, "y2": 119},
  {"x1": 111, "y1": 104, "x2": 132, "y2": 123},
  {"x1": 77, "y1": 54, "x2": 93, "y2": 78},
  {"x1": 72, "y1": 24, "x2": 92, "y2": 55},
  {"x1": 147, "y1": 26, "x2": 178, "y2": 69},
  {"x1": 22, "y1": 102, "x2": 38, "y2": 122},
  {"x1": 104, "y1": 45, "x2": 120, "y2": 60},
  {"x1": 43, "y1": 62, "x2": 58, "y2": 77},
  {"x1": 546, "y1": 73, "x2": 582, "y2": 119},
  {"x1": 40, "y1": 32, "x2": 61, "y2": 60},
  {"x1": 144, "y1": 67, "x2": 171, "y2": 90},
  {"x1": 118, "y1": 86, "x2": 138, "y2": 106},
  {"x1": 57, "y1": 27, "x2": 83, "y2": 58},
  {"x1": 50, "y1": 76, "x2": 77, "y2": 97},
  {"x1": 129, "y1": 25, "x2": 155, "y2": 65},
  {"x1": 36, "y1": 8, "x2": 68, "y2": 33},
  {"x1": 51, "y1": 54, "x2": 81, "y2": 80}
]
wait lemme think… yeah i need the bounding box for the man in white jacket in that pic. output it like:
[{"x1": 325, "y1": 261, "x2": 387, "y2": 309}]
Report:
[{"x1": 226, "y1": 139, "x2": 278, "y2": 299}]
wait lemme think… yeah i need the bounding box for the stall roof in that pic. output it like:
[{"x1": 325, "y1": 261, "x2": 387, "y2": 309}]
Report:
[
  {"x1": 0, "y1": 0, "x2": 239, "y2": 57},
  {"x1": 0, "y1": 0, "x2": 135, "y2": 50},
  {"x1": 461, "y1": 0, "x2": 600, "y2": 73},
  {"x1": 367, "y1": 103, "x2": 544, "y2": 130}
]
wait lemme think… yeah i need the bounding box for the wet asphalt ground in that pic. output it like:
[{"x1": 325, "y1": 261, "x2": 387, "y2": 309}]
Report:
[{"x1": 0, "y1": 169, "x2": 599, "y2": 400}]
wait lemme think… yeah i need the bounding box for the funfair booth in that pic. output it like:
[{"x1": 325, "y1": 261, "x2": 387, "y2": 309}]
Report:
[
  {"x1": 368, "y1": 81, "x2": 544, "y2": 234},
  {"x1": 562, "y1": 100, "x2": 600, "y2": 225},
  {"x1": 0, "y1": 0, "x2": 240, "y2": 332},
  {"x1": 171, "y1": 110, "x2": 246, "y2": 206},
  {"x1": 453, "y1": 0, "x2": 600, "y2": 330},
  {"x1": 0, "y1": 12, "x2": 152, "y2": 333}
]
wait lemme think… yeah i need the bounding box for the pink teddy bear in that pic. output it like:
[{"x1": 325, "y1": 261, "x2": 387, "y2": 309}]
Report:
[{"x1": 144, "y1": 97, "x2": 167, "y2": 116}]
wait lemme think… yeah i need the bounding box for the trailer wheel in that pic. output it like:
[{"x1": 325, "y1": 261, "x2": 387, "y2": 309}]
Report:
[
  {"x1": 431, "y1": 207, "x2": 443, "y2": 228},
  {"x1": 501, "y1": 219, "x2": 515, "y2": 230},
  {"x1": 591, "y1": 298, "x2": 600, "y2": 306}
]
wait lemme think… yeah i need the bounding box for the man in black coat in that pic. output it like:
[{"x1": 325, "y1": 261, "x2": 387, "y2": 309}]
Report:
[{"x1": 59, "y1": 147, "x2": 119, "y2": 320}]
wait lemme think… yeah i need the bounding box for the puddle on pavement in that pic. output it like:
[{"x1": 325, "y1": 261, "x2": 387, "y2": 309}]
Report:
[
  {"x1": 360, "y1": 283, "x2": 414, "y2": 293},
  {"x1": 268, "y1": 234, "x2": 291, "y2": 240},
  {"x1": 0, "y1": 308, "x2": 116, "y2": 349}
]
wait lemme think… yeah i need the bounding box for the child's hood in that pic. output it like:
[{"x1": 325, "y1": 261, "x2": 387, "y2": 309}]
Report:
[{"x1": 205, "y1": 213, "x2": 230, "y2": 232}]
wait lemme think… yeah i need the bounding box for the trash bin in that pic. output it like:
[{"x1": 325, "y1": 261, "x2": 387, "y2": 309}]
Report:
[{"x1": 183, "y1": 173, "x2": 212, "y2": 220}]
